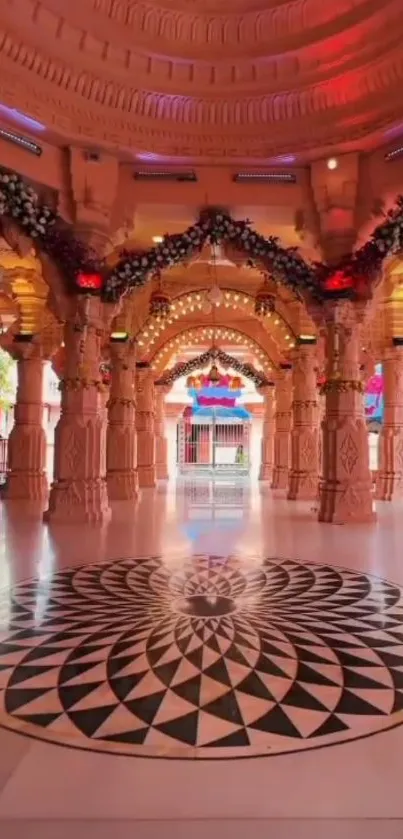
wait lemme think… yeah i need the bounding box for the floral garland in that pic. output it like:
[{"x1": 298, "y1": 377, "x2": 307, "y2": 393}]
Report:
[
  {"x1": 2, "y1": 166, "x2": 403, "y2": 304},
  {"x1": 156, "y1": 348, "x2": 272, "y2": 388},
  {"x1": 104, "y1": 208, "x2": 319, "y2": 303},
  {"x1": 0, "y1": 168, "x2": 100, "y2": 290}
]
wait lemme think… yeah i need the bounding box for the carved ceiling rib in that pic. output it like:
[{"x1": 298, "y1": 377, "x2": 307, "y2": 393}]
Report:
[{"x1": 1, "y1": 0, "x2": 403, "y2": 158}]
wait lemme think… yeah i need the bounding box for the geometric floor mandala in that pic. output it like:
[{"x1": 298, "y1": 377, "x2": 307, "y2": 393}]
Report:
[{"x1": 1, "y1": 554, "x2": 403, "y2": 759}]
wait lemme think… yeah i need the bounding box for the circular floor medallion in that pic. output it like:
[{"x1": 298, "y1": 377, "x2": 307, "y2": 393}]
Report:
[
  {"x1": 1, "y1": 554, "x2": 403, "y2": 759},
  {"x1": 175, "y1": 594, "x2": 237, "y2": 617}
]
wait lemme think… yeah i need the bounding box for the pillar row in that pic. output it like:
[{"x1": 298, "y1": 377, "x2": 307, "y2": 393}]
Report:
[
  {"x1": 375, "y1": 346, "x2": 403, "y2": 501},
  {"x1": 271, "y1": 363, "x2": 292, "y2": 490},
  {"x1": 259, "y1": 383, "x2": 275, "y2": 481},
  {"x1": 155, "y1": 384, "x2": 169, "y2": 481},
  {"x1": 136, "y1": 364, "x2": 156, "y2": 489},
  {"x1": 106, "y1": 338, "x2": 138, "y2": 501},
  {"x1": 46, "y1": 296, "x2": 111, "y2": 524},
  {"x1": 318, "y1": 300, "x2": 375, "y2": 523},
  {"x1": 5, "y1": 340, "x2": 48, "y2": 503},
  {"x1": 287, "y1": 343, "x2": 319, "y2": 501}
]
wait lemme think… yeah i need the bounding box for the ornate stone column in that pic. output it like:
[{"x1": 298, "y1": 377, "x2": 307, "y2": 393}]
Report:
[
  {"x1": 375, "y1": 345, "x2": 403, "y2": 501},
  {"x1": 259, "y1": 383, "x2": 275, "y2": 481},
  {"x1": 46, "y1": 296, "x2": 111, "y2": 523},
  {"x1": 271, "y1": 363, "x2": 292, "y2": 490},
  {"x1": 136, "y1": 363, "x2": 156, "y2": 489},
  {"x1": 106, "y1": 338, "x2": 138, "y2": 501},
  {"x1": 155, "y1": 384, "x2": 169, "y2": 481},
  {"x1": 318, "y1": 301, "x2": 375, "y2": 523},
  {"x1": 317, "y1": 388, "x2": 326, "y2": 478},
  {"x1": 5, "y1": 338, "x2": 48, "y2": 502},
  {"x1": 287, "y1": 342, "x2": 319, "y2": 500}
]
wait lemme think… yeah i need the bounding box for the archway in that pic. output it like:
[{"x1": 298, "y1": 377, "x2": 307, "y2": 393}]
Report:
[{"x1": 152, "y1": 329, "x2": 272, "y2": 480}]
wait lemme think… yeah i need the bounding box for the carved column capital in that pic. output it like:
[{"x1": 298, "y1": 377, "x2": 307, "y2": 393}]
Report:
[
  {"x1": 310, "y1": 153, "x2": 360, "y2": 262},
  {"x1": 69, "y1": 147, "x2": 119, "y2": 239}
]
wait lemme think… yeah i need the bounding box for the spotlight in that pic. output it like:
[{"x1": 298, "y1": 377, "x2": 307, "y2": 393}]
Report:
[
  {"x1": 152, "y1": 235, "x2": 163, "y2": 244},
  {"x1": 327, "y1": 157, "x2": 338, "y2": 171}
]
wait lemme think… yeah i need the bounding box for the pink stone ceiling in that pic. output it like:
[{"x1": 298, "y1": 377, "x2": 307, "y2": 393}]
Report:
[{"x1": 1, "y1": 0, "x2": 403, "y2": 160}]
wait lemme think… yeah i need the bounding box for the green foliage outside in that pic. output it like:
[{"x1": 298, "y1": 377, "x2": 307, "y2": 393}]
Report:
[{"x1": 0, "y1": 348, "x2": 14, "y2": 411}]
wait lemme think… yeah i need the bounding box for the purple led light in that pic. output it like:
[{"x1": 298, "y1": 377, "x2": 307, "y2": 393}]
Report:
[
  {"x1": 270, "y1": 155, "x2": 296, "y2": 164},
  {"x1": 135, "y1": 151, "x2": 193, "y2": 164},
  {"x1": 383, "y1": 123, "x2": 403, "y2": 138},
  {"x1": 0, "y1": 105, "x2": 46, "y2": 132}
]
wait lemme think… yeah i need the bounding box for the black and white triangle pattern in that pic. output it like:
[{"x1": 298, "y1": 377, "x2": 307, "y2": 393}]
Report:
[{"x1": 0, "y1": 554, "x2": 403, "y2": 758}]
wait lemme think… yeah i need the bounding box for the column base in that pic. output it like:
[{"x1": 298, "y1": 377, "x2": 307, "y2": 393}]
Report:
[
  {"x1": 45, "y1": 478, "x2": 111, "y2": 524},
  {"x1": 318, "y1": 480, "x2": 376, "y2": 523},
  {"x1": 138, "y1": 466, "x2": 156, "y2": 489},
  {"x1": 259, "y1": 464, "x2": 272, "y2": 481},
  {"x1": 375, "y1": 472, "x2": 403, "y2": 501},
  {"x1": 287, "y1": 471, "x2": 318, "y2": 501},
  {"x1": 271, "y1": 468, "x2": 289, "y2": 490},
  {"x1": 4, "y1": 472, "x2": 48, "y2": 502},
  {"x1": 156, "y1": 466, "x2": 169, "y2": 480},
  {"x1": 107, "y1": 471, "x2": 138, "y2": 501}
]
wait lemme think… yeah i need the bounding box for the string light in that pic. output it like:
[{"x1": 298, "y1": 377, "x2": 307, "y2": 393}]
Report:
[
  {"x1": 149, "y1": 325, "x2": 273, "y2": 373},
  {"x1": 137, "y1": 289, "x2": 297, "y2": 354}
]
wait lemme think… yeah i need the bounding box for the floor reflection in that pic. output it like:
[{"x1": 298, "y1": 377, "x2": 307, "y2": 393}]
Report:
[{"x1": 176, "y1": 478, "x2": 252, "y2": 552}]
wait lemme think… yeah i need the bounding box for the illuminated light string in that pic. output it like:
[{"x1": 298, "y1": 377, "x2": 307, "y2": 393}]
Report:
[
  {"x1": 137, "y1": 289, "x2": 296, "y2": 354},
  {"x1": 148, "y1": 326, "x2": 274, "y2": 372}
]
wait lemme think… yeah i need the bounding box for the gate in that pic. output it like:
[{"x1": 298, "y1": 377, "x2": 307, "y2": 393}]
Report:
[{"x1": 177, "y1": 415, "x2": 250, "y2": 475}]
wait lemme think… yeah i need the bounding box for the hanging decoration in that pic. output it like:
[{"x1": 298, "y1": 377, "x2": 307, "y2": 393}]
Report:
[
  {"x1": 254, "y1": 274, "x2": 277, "y2": 316},
  {"x1": 201, "y1": 297, "x2": 213, "y2": 315},
  {"x1": 148, "y1": 273, "x2": 171, "y2": 321},
  {"x1": 156, "y1": 347, "x2": 272, "y2": 388},
  {"x1": 2, "y1": 167, "x2": 403, "y2": 305}
]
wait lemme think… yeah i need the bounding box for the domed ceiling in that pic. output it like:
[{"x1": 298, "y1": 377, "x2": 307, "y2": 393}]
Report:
[{"x1": 0, "y1": 0, "x2": 403, "y2": 161}]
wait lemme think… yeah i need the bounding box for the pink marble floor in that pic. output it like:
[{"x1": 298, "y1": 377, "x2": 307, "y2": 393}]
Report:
[{"x1": 0, "y1": 480, "x2": 403, "y2": 837}]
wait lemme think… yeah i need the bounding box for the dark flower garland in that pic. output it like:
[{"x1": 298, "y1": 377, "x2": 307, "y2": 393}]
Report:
[
  {"x1": 2, "y1": 167, "x2": 403, "y2": 304},
  {"x1": 0, "y1": 168, "x2": 101, "y2": 291},
  {"x1": 104, "y1": 208, "x2": 319, "y2": 303},
  {"x1": 156, "y1": 348, "x2": 271, "y2": 388}
]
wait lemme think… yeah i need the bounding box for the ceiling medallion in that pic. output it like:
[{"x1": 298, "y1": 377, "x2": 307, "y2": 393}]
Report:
[{"x1": 254, "y1": 275, "x2": 276, "y2": 316}]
